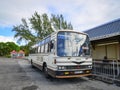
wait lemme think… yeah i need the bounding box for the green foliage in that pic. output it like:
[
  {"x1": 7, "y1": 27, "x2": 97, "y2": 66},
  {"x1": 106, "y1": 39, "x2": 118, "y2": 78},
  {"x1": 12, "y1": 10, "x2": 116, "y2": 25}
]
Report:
[
  {"x1": 51, "y1": 14, "x2": 73, "y2": 30},
  {"x1": 0, "y1": 42, "x2": 20, "y2": 56},
  {"x1": 0, "y1": 42, "x2": 6, "y2": 56},
  {"x1": 29, "y1": 12, "x2": 54, "y2": 41},
  {"x1": 6, "y1": 55, "x2": 11, "y2": 58},
  {"x1": 12, "y1": 18, "x2": 36, "y2": 44}
]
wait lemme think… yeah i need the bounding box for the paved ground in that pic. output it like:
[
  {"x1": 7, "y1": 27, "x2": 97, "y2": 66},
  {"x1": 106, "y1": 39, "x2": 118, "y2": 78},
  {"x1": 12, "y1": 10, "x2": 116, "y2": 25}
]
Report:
[{"x1": 0, "y1": 57, "x2": 120, "y2": 90}]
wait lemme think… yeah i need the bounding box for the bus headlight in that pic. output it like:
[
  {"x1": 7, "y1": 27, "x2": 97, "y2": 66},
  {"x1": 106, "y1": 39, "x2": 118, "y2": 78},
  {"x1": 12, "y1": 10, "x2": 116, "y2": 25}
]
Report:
[
  {"x1": 61, "y1": 66, "x2": 65, "y2": 70},
  {"x1": 58, "y1": 66, "x2": 65, "y2": 70},
  {"x1": 88, "y1": 65, "x2": 92, "y2": 68},
  {"x1": 58, "y1": 66, "x2": 62, "y2": 70}
]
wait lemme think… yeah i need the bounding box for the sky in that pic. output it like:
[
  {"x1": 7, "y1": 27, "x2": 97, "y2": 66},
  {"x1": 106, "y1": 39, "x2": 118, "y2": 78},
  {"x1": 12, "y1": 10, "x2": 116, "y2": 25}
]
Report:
[{"x1": 0, "y1": 0, "x2": 120, "y2": 45}]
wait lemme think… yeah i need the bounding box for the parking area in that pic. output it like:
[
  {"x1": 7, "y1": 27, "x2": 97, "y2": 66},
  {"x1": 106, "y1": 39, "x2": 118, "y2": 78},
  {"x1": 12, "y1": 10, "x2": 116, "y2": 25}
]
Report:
[{"x1": 0, "y1": 58, "x2": 120, "y2": 90}]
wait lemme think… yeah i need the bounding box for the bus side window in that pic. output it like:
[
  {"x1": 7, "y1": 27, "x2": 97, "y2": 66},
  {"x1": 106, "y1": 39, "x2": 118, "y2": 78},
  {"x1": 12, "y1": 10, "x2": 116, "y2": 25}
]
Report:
[
  {"x1": 33, "y1": 48, "x2": 36, "y2": 53},
  {"x1": 35, "y1": 47, "x2": 38, "y2": 53},
  {"x1": 38, "y1": 46, "x2": 41, "y2": 53},
  {"x1": 47, "y1": 43, "x2": 50, "y2": 53},
  {"x1": 41, "y1": 45, "x2": 44, "y2": 53},
  {"x1": 50, "y1": 41, "x2": 54, "y2": 52},
  {"x1": 45, "y1": 43, "x2": 48, "y2": 53},
  {"x1": 40, "y1": 46, "x2": 41, "y2": 53},
  {"x1": 29, "y1": 48, "x2": 33, "y2": 54}
]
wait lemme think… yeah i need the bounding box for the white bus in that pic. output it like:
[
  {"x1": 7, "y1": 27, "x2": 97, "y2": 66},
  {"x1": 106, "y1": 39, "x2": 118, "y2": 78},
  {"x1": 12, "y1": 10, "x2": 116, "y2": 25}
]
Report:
[{"x1": 29, "y1": 30, "x2": 92, "y2": 78}]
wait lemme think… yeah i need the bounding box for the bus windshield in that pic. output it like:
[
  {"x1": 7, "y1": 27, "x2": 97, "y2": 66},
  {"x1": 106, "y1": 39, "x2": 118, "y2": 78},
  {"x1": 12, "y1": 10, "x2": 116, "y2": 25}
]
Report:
[{"x1": 57, "y1": 31, "x2": 90, "y2": 57}]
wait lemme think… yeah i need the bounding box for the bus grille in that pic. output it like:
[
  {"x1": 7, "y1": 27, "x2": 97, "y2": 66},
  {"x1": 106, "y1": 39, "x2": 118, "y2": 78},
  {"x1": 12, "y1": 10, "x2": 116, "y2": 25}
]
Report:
[{"x1": 66, "y1": 65, "x2": 89, "y2": 70}]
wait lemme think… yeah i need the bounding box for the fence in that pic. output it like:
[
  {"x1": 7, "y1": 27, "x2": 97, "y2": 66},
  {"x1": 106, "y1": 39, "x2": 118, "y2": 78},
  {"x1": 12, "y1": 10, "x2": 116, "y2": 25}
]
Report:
[{"x1": 92, "y1": 59, "x2": 120, "y2": 84}]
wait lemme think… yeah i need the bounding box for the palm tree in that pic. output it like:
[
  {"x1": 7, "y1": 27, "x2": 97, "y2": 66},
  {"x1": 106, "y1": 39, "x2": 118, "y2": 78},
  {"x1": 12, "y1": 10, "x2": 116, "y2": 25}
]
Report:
[
  {"x1": 29, "y1": 12, "x2": 54, "y2": 41},
  {"x1": 12, "y1": 18, "x2": 36, "y2": 45},
  {"x1": 51, "y1": 14, "x2": 73, "y2": 30},
  {"x1": 12, "y1": 12, "x2": 73, "y2": 46}
]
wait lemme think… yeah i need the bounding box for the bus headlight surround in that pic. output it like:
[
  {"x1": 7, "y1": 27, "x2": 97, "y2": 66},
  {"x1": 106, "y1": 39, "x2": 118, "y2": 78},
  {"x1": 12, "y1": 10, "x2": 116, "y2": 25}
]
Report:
[
  {"x1": 58, "y1": 66, "x2": 65, "y2": 70},
  {"x1": 88, "y1": 65, "x2": 92, "y2": 68},
  {"x1": 58, "y1": 66, "x2": 62, "y2": 70}
]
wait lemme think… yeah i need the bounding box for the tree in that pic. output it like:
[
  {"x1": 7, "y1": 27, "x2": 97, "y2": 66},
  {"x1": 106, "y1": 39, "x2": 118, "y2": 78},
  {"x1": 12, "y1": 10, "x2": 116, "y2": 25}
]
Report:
[
  {"x1": 12, "y1": 18, "x2": 36, "y2": 44},
  {"x1": 6, "y1": 42, "x2": 20, "y2": 52},
  {"x1": 29, "y1": 12, "x2": 54, "y2": 41},
  {"x1": 0, "y1": 42, "x2": 6, "y2": 56},
  {"x1": 51, "y1": 14, "x2": 73, "y2": 30},
  {"x1": 0, "y1": 42, "x2": 20, "y2": 56},
  {"x1": 12, "y1": 12, "x2": 73, "y2": 47}
]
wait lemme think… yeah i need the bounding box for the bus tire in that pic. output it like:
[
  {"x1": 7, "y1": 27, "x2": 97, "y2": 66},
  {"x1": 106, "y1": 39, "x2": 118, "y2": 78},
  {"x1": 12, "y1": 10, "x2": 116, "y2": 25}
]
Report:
[
  {"x1": 31, "y1": 60, "x2": 34, "y2": 68},
  {"x1": 44, "y1": 64, "x2": 49, "y2": 78}
]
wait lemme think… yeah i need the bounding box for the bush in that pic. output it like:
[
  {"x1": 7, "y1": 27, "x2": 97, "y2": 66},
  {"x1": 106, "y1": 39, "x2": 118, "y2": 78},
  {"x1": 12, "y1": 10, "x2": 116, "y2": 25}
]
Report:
[{"x1": 6, "y1": 55, "x2": 11, "y2": 58}]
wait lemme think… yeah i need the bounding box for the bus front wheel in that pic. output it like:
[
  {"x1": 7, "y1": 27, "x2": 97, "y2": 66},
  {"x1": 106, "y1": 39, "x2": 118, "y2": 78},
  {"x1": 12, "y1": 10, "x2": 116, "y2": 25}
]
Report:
[
  {"x1": 43, "y1": 65, "x2": 49, "y2": 78},
  {"x1": 31, "y1": 60, "x2": 34, "y2": 68}
]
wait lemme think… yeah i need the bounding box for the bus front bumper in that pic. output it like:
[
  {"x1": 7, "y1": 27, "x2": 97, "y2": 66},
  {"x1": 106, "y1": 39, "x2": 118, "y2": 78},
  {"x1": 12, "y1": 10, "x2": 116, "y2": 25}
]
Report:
[
  {"x1": 48, "y1": 69, "x2": 92, "y2": 78},
  {"x1": 55, "y1": 74, "x2": 92, "y2": 78}
]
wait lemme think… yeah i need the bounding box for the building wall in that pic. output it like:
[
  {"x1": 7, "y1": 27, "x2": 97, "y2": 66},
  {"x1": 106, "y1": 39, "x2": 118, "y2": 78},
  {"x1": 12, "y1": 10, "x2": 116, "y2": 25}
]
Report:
[
  {"x1": 107, "y1": 44, "x2": 117, "y2": 59},
  {"x1": 92, "y1": 45, "x2": 105, "y2": 59},
  {"x1": 117, "y1": 43, "x2": 120, "y2": 59},
  {"x1": 92, "y1": 43, "x2": 119, "y2": 60}
]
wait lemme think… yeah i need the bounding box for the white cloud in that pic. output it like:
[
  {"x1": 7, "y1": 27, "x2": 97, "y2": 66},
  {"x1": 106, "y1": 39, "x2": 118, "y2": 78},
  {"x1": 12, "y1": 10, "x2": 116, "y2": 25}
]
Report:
[
  {"x1": 55, "y1": 0, "x2": 120, "y2": 31},
  {"x1": 0, "y1": 35, "x2": 29, "y2": 46},
  {"x1": 0, "y1": 0, "x2": 49, "y2": 26},
  {"x1": 0, "y1": 36, "x2": 16, "y2": 43},
  {"x1": 0, "y1": 0, "x2": 120, "y2": 31}
]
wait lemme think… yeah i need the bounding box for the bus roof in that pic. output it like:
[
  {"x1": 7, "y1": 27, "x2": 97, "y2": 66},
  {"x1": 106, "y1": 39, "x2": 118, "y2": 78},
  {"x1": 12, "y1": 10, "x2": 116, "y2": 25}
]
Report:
[{"x1": 31, "y1": 30, "x2": 88, "y2": 48}]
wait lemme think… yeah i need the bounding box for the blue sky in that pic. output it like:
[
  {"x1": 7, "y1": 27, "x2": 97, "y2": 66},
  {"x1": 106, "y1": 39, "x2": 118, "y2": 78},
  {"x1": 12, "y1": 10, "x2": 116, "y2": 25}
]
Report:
[
  {"x1": 0, "y1": 27, "x2": 14, "y2": 36},
  {"x1": 0, "y1": 0, "x2": 120, "y2": 45}
]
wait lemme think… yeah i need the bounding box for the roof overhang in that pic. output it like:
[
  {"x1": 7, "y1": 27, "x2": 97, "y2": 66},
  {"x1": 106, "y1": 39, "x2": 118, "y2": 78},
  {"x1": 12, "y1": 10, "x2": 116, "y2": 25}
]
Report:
[{"x1": 90, "y1": 32, "x2": 120, "y2": 41}]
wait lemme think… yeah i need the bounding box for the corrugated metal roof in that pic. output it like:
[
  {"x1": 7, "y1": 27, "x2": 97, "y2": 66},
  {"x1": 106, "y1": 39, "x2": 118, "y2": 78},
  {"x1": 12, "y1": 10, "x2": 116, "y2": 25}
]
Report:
[{"x1": 85, "y1": 19, "x2": 120, "y2": 41}]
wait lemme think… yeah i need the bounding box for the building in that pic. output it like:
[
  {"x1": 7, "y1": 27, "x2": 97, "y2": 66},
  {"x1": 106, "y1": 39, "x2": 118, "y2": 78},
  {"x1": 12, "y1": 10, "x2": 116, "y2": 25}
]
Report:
[
  {"x1": 85, "y1": 19, "x2": 120, "y2": 60},
  {"x1": 17, "y1": 50, "x2": 25, "y2": 58},
  {"x1": 10, "y1": 50, "x2": 25, "y2": 58},
  {"x1": 10, "y1": 50, "x2": 17, "y2": 58}
]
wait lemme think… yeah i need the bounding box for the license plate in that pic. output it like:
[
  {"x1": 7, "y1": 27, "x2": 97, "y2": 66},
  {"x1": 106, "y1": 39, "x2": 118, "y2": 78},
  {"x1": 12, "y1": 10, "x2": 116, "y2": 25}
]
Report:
[
  {"x1": 75, "y1": 71, "x2": 83, "y2": 74},
  {"x1": 65, "y1": 72, "x2": 69, "y2": 75}
]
